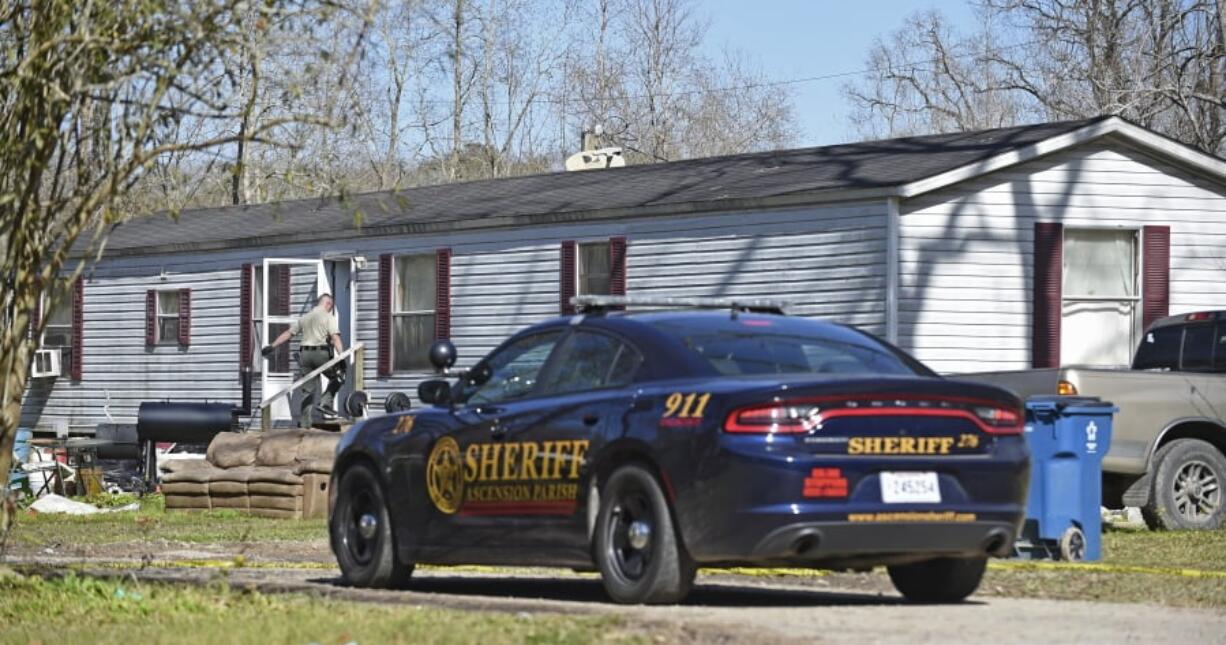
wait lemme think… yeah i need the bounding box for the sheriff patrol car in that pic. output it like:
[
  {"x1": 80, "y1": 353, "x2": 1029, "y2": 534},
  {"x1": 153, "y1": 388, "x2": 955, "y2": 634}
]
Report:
[{"x1": 329, "y1": 296, "x2": 1030, "y2": 604}]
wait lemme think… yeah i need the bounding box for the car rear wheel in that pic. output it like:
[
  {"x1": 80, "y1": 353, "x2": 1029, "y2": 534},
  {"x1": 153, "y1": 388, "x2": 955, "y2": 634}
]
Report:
[
  {"x1": 1142, "y1": 438, "x2": 1225, "y2": 531},
  {"x1": 594, "y1": 464, "x2": 696, "y2": 604},
  {"x1": 887, "y1": 556, "x2": 986, "y2": 603},
  {"x1": 331, "y1": 463, "x2": 413, "y2": 588}
]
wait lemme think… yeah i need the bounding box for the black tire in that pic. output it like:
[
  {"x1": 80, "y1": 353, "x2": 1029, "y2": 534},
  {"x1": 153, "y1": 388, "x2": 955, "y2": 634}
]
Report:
[
  {"x1": 1141, "y1": 438, "x2": 1225, "y2": 531},
  {"x1": 594, "y1": 464, "x2": 696, "y2": 604},
  {"x1": 887, "y1": 557, "x2": 987, "y2": 603},
  {"x1": 330, "y1": 463, "x2": 413, "y2": 588}
]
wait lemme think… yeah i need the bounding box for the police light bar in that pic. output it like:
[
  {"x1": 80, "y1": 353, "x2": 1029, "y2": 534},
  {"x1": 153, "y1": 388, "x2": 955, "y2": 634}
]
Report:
[{"x1": 571, "y1": 295, "x2": 789, "y2": 315}]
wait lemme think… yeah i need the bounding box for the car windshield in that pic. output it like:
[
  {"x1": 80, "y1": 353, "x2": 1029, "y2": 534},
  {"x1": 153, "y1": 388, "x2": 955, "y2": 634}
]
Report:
[{"x1": 653, "y1": 323, "x2": 924, "y2": 377}]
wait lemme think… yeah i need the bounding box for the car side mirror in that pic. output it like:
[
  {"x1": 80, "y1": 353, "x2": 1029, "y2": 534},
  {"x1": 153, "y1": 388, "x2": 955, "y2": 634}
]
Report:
[
  {"x1": 428, "y1": 340, "x2": 458, "y2": 373},
  {"x1": 418, "y1": 379, "x2": 453, "y2": 407}
]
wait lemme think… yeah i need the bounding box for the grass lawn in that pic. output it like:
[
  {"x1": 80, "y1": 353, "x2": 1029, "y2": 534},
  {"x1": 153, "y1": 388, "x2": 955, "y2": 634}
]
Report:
[
  {"x1": 976, "y1": 525, "x2": 1226, "y2": 608},
  {"x1": 8, "y1": 494, "x2": 1226, "y2": 609},
  {"x1": 0, "y1": 573, "x2": 636, "y2": 645},
  {"x1": 11, "y1": 495, "x2": 326, "y2": 547}
]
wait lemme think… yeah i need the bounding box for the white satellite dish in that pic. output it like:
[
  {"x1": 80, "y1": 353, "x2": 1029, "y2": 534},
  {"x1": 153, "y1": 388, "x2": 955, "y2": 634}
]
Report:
[{"x1": 565, "y1": 147, "x2": 626, "y2": 172}]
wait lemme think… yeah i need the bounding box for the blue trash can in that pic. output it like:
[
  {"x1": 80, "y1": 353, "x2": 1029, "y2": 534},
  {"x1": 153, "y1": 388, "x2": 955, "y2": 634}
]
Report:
[{"x1": 1017, "y1": 396, "x2": 1117, "y2": 561}]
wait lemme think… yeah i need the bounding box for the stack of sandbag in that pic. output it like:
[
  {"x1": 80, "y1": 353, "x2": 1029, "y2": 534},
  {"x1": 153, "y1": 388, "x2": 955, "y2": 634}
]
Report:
[
  {"x1": 160, "y1": 459, "x2": 214, "y2": 511},
  {"x1": 159, "y1": 429, "x2": 340, "y2": 519},
  {"x1": 206, "y1": 432, "x2": 262, "y2": 512},
  {"x1": 246, "y1": 430, "x2": 306, "y2": 519}
]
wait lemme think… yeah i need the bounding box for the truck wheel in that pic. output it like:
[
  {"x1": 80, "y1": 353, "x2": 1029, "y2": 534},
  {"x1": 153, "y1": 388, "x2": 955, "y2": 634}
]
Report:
[
  {"x1": 331, "y1": 463, "x2": 414, "y2": 588},
  {"x1": 1142, "y1": 439, "x2": 1225, "y2": 531},
  {"x1": 887, "y1": 556, "x2": 987, "y2": 603},
  {"x1": 594, "y1": 464, "x2": 696, "y2": 604}
]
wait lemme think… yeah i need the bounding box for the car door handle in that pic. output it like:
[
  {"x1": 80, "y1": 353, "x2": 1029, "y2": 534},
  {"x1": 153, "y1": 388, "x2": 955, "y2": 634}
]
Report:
[{"x1": 582, "y1": 414, "x2": 600, "y2": 426}]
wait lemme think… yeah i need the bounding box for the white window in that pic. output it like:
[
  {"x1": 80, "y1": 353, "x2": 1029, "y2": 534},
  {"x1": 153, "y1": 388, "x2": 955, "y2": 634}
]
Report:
[
  {"x1": 155, "y1": 290, "x2": 180, "y2": 345},
  {"x1": 578, "y1": 241, "x2": 611, "y2": 296},
  {"x1": 1061, "y1": 229, "x2": 1139, "y2": 366},
  {"x1": 393, "y1": 254, "x2": 437, "y2": 372},
  {"x1": 41, "y1": 294, "x2": 74, "y2": 372}
]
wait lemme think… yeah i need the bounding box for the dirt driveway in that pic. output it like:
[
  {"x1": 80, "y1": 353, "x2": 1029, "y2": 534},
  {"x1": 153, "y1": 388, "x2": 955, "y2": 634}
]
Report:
[{"x1": 14, "y1": 556, "x2": 1225, "y2": 644}]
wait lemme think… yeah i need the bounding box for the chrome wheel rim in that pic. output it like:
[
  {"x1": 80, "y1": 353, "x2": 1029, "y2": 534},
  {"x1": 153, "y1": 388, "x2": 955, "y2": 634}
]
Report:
[
  {"x1": 1173, "y1": 460, "x2": 1221, "y2": 522},
  {"x1": 605, "y1": 487, "x2": 655, "y2": 585},
  {"x1": 344, "y1": 489, "x2": 379, "y2": 565}
]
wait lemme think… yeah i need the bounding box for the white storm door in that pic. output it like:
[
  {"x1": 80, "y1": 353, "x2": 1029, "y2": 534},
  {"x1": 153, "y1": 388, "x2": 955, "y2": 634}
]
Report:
[
  {"x1": 261, "y1": 258, "x2": 333, "y2": 422},
  {"x1": 1060, "y1": 229, "x2": 1139, "y2": 367}
]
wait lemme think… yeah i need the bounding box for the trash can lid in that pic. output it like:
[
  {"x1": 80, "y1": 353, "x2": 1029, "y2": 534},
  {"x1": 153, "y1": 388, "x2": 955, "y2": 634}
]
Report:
[{"x1": 1025, "y1": 395, "x2": 1117, "y2": 414}]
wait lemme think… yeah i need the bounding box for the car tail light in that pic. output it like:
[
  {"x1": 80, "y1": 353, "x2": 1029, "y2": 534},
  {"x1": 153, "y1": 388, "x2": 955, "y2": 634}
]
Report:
[
  {"x1": 724, "y1": 403, "x2": 819, "y2": 434},
  {"x1": 969, "y1": 405, "x2": 1023, "y2": 434},
  {"x1": 1057, "y1": 380, "x2": 1078, "y2": 395},
  {"x1": 724, "y1": 395, "x2": 1023, "y2": 435},
  {"x1": 1185, "y1": 312, "x2": 1216, "y2": 322}
]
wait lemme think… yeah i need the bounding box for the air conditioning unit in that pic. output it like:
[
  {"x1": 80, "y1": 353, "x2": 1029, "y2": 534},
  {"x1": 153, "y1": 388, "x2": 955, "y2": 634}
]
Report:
[{"x1": 31, "y1": 348, "x2": 62, "y2": 378}]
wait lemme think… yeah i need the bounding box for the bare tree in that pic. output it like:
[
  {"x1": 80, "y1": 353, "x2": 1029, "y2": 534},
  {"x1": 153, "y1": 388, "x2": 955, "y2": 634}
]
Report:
[
  {"x1": 848, "y1": 1, "x2": 1224, "y2": 154},
  {"x1": 845, "y1": 10, "x2": 1033, "y2": 138},
  {"x1": 0, "y1": 0, "x2": 372, "y2": 534}
]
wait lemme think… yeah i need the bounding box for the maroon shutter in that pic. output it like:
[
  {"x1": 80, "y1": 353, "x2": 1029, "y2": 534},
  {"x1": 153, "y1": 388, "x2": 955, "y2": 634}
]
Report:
[
  {"x1": 275, "y1": 265, "x2": 290, "y2": 316},
  {"x1": 145, "y1": 290, "x2": 157, "y2": 347},
  {"x1": 1142, "y1": 226, "x2": 1171, "y2": 331},
  {"x1": 609, "y1": 236, "x2": 627, "y2": 296},
  {"x1": 1033, "y1": 222, "x2": 1063, "y2": 368},
  {"x1": 239, "y1": 264, "x2": 253, "y2": 369},
  {"x1": 435, "y1": 248, "x2": 452, "y2": 340},
  {"x1": 560, "y1": 240, "x2": 577, "y2": 315},
  {"x1": 377, "y1": 253, "x2": 393, "y2": 377},
  {"x1": 178, "y1": 288, "x2": 191, "y2": 347},
  {"x1": 70, "y1": 278, "x2": 83, "y2": 380}
]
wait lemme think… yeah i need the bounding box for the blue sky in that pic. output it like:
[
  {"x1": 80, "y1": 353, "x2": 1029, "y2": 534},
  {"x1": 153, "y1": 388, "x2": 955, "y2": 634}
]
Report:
[{"x1": 702, "y1": 0, "x2": 978, "y2": 145}]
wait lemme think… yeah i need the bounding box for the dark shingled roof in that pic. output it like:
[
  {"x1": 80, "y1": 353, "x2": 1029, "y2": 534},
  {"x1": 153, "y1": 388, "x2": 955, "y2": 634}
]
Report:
[{"x1": 104, "y1": 117, "x2": 1106, "y2": 254}]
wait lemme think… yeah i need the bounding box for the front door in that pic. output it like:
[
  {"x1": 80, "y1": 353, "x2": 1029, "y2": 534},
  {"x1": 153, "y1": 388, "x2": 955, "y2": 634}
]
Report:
[
  {"x1": 1060, "y1": 228, "x2": 1140, "y2": 366},
  {"x1": 261, "y1": 258, "x2": 333, "y2": 423}
]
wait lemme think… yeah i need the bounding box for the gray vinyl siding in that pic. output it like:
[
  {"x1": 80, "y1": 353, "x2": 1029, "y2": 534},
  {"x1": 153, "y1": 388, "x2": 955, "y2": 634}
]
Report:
[
  {"x1": 23, "y1": 201, "x2": 887, "y2": 432},
  {"x1": 898, "y1": 142, "x2": 1226, "y2": 374},
  {"x1": 357, "y1": 202, "x2": 888, "y2": 410}
]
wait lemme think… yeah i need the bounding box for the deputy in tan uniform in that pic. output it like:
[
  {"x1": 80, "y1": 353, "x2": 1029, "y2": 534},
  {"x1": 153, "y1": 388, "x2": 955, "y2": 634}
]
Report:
[{"x1": 263, "y1": 293, "x2": 344, "y2": 428}]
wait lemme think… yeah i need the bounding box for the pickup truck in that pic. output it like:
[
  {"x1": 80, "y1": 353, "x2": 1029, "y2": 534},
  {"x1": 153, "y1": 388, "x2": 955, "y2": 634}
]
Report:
[{"x1": 968, "y1": 311, "x2": 1225, "y2": 531}]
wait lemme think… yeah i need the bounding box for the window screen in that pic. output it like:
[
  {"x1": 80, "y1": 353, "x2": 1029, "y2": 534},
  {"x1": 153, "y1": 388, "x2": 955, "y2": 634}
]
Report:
[
  {"x1": 42, "y1": 297, "x2": 74, "y2": 373},
  {"x1": 393, "y1": 254, "x2": 436, "y2": 371},
  {"x1": 1063, "y1": 229, "x2": 1137, "y2": 297},
  {"x1": 578, "y1": 241, "x2": 611, "y2": 296},
  {"x1": 157, "y1": 291, "x2": 180, "y2": 345}
]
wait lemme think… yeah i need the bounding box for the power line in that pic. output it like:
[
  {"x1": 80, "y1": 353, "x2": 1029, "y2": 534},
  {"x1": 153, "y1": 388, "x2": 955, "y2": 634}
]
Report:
[{"x1": 403, "y1": 38, "x2": 1041, "y2": 108}]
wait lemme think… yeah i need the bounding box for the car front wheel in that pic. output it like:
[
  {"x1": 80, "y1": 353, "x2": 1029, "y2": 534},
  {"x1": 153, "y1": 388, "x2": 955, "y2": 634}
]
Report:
[
  {"x1": 330, "y1": 463, "x2": 413, "y2": 588},
  {"x1": 887, "y1": 556, "x2": 987, "y2": 603},
  {"x1": 594, "y1": 464, "x2": 696, "y2": 604}
]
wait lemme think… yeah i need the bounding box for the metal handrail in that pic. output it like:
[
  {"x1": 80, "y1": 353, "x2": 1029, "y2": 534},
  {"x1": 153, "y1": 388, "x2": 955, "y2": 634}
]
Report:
[{"x1": 258, "y1": 342, "x2": 366, "y2": 410}]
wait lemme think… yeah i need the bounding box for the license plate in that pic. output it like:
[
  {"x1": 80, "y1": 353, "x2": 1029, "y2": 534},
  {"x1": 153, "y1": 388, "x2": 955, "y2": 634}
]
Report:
[{"x1": 880, "y1": 471, "x2": 940, "y2": 504}]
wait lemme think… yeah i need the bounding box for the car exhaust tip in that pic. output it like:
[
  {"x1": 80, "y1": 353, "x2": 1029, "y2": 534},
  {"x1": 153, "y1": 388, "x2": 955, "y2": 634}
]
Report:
[
  {"x1": 792, "y1": 533, "x2": 820, "y2": 556},
  {"x1": 983, "y1": 529, "x2": 1011, "y2": 556}
]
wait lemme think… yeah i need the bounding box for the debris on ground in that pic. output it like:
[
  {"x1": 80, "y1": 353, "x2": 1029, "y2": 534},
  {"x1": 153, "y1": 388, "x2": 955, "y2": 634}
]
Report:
[{"x1": 28, "y1": 494, "x2": 139, "y2": 515}]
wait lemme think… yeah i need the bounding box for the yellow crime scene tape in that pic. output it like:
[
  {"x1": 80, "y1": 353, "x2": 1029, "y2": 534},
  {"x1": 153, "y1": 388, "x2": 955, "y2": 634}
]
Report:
[
  {"x1": 988, "y1": 560, "x2": 1226, "y2": 579},
  {"x1": 61, "y1": 559, "x2": 1226, "y2": 580}
]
